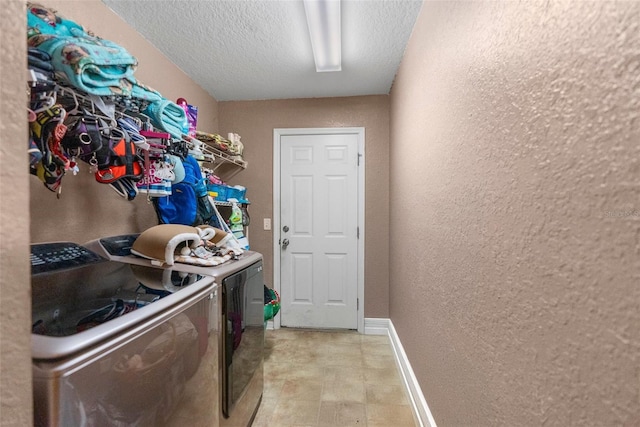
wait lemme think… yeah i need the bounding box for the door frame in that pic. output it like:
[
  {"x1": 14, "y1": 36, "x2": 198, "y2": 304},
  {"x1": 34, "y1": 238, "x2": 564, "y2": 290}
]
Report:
[{"x1": 273, "y1": 127, "x2": 365, "y2": 333}]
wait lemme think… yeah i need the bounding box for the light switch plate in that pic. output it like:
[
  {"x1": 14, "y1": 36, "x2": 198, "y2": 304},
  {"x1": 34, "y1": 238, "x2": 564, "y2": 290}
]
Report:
[{"x1": 263, "y1": 218, "x2": 271, "y2": 230}]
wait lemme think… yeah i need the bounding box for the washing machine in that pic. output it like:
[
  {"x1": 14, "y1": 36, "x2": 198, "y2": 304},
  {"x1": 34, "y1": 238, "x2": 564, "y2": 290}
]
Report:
[
  {"x1": 31, "y1": 241, "x2": 220, "y2": 427},
  {"x1": 84, "y1": 235, "x2": 264, "y2": 427}
]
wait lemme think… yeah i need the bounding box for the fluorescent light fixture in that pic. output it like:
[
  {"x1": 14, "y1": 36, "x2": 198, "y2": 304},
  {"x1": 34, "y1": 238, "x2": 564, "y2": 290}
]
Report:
[{"x1": 303, "y1": 0, "x2": 341, "y2": 72}]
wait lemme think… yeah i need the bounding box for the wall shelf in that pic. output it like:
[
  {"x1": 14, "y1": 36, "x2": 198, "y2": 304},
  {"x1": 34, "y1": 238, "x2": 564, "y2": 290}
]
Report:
[
  {"x1": 213, "y1": 200, "x2": 250, "y2": 207},
  {"x1": 197, "y1": 140, "x2": 247, "y2": 180}
]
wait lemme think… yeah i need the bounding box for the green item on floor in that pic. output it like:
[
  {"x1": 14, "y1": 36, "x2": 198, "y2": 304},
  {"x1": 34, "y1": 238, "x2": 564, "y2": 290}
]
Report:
[{"x1": 264, "y1": 286, "x2": 280, "y2": 321}]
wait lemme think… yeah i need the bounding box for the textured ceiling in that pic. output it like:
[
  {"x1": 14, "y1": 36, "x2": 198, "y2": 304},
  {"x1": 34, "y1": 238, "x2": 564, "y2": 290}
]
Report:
[{"x1": 101, "y1": 0, "x2": 423, "y2": 101}]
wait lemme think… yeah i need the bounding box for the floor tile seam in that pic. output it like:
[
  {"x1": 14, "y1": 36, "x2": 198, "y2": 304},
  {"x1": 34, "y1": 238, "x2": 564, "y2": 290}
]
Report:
[
  {"x1": 361, "y1": 354, "x2": 396, "y2": 361},
  {"x1": 362, "y1": 370, "x2": 404, "y2": 379},
  {"x1": 315, "y1": 349, "x2": 364, "y2": 358},
  {"x1": 360, "y1": 351, "x2": 395, "y2": 358},
  {"x1": 319, "y1": 398, "x2": 367, "y2": 405},
  {"x1": 321, "y1": 363, "x2": 366, "y2": 371},
  {"x1": 362, "y1": 380, "x2": 405, "y2": 389},
  {"x1": 322, "y1": 371, "x2": 365, "y2": 384},
  {"x1": 313, "y1": 395, "x2": 323, "y2": 426}
]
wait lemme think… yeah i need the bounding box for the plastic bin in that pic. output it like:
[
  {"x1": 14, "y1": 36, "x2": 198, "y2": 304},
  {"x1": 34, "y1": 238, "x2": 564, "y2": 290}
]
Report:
[
  {"x1": 226, "y1": 186, "x2": 247, "y2": 203},
  {"x1": 207, "y1": 184, "x2": 227, "y2": 202}
]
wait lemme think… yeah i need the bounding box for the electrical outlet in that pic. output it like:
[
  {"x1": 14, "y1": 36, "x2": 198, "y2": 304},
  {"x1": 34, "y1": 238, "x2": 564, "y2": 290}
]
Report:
[{"x1": 263, "y1": 218, "x2": 271, "y2": 231}]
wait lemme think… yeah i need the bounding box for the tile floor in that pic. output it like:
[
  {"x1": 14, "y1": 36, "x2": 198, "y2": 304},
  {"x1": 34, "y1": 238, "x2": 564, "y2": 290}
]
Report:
[{"x1": 252, "y1": 328, "x2": 417, "y2": 427}]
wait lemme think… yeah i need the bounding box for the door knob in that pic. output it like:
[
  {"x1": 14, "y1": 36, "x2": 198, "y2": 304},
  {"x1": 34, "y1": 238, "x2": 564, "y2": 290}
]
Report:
[
  {"x1": 281, "y1": 238, "x2": 290, "y2": 249},
  {"x1": 283, "y1": 225, "x2": 289, "y2": 232}
]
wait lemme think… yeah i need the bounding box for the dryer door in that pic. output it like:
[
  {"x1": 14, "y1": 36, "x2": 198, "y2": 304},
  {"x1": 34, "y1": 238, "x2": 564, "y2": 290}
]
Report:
[{"x1": 221, "y1": 260, "x2": 264, "y2": 419}]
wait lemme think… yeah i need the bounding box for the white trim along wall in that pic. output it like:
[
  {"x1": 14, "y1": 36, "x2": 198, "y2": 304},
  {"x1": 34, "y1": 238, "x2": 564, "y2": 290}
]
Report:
[{"x1": 364, "y1": 318, "x2": 438, "y2": 427}]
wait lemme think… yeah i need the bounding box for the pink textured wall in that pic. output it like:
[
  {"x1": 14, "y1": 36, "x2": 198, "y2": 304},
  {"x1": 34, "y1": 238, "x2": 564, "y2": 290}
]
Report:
[
  {"x1": 219, "y1": 96, "x2": 390, "y2": 317},
  {"x1": 389, "y1": 1, "x2": 640, "y2": 425},
  {"x1": 30, "y1": 0, "x2": 219, "y2": 244},
  {"x1": 1, "y1": 2, "x2": 33, "y2": 424}
]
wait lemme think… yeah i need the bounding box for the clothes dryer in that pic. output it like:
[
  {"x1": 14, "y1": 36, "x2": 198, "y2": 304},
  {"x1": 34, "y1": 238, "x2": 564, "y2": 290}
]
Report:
[{"x1": 85, "y1": 235, "x2": 264, "y2": 427}]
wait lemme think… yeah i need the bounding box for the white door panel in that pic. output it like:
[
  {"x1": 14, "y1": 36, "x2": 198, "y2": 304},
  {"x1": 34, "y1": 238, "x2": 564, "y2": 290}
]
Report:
[{"x1": 280, "y1": 133, "x2": 359, "y2": 329}]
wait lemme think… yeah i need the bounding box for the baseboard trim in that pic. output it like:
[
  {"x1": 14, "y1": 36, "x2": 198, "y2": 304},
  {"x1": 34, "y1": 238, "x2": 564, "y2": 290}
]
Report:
[
  {"x1": 364, "y1": 317, "x2": 390, "y2": 335},
  {"x1": 364, "y1": 318, "x2": 437, "y2": 427}
]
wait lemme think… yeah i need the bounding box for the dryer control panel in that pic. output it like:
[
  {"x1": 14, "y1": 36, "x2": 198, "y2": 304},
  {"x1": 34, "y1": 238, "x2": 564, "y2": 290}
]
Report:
[{"x1": 98, "y1": 234, "x2": 139, "y2": 257}]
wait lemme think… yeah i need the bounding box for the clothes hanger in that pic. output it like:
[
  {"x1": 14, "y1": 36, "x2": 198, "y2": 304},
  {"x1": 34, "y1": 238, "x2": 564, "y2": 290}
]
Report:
[
  {"x1": 123, "y1": 110, "x2": 154, "y2": 131},
  {"x1": 31, "y1": 90, "x2": 57, "y2": 114},
  {"x1": 116, "y1": 116, "x2": 150, "y2": 150},
  {"x1": 55, "y1": 86, "x2": 82, "y2": 116},
  {"x1": 115, "y1": 110, "x2": 142, "y2": 128}
]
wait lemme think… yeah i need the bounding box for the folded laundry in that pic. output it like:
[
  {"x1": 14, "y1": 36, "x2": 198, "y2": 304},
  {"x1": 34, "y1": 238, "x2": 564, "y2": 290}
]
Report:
[
  {"x1": 26, "y1": 2, "x2": 188, "y2": 143},
  {"x1": 130, "y1": 81, "x2": 163, "y2": 103},
  {"x1": 27, "y1": 4, "x2": 138, "y2": 96},
  {"x1": 41, "y1": 38, "x2": 137, "y2": 96},
  {"x1": 144, "y1": 99, "x2": 189, "y2": 139}
]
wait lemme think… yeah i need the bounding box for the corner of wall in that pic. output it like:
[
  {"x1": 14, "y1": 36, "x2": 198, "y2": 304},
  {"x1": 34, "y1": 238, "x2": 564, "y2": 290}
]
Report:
[{"x1": 1, "y1": 1, "x2": 34, "y2": 424}]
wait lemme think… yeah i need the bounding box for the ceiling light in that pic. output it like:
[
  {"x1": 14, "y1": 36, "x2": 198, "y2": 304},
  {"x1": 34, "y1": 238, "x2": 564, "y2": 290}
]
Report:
[{"x1": 303, "y1": 0, "x2": 341, "y2": 72}]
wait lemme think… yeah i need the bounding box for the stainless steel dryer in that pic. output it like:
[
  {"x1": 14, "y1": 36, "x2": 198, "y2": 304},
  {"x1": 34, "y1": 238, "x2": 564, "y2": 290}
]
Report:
[{"x1": 85, "y1": 235, "x2": 264, "y2": 427}]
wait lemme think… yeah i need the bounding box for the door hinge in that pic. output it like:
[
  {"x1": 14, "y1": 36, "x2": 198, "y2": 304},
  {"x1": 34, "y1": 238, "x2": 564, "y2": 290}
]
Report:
[
  {"x1": 357, "y1": 226, "x2": 360, "y2": 239},
  {"x1": 357, "y1": 298, "x2": 359, "y2": 310},
  {"x1": 357, "y1": 153, "x2": 362, "y2": 166}
]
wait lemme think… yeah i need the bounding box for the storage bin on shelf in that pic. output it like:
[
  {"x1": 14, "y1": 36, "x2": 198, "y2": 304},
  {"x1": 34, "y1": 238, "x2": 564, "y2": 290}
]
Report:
[
  {"x1": 207, "y1": 184, "x2": 249, "y2": 204},
  {"x1": 226, "y1": 186, "x2": 247, "y2": 203},
  {"x1": 207, "y1": 183, "x2": 227, "y2": 202}
]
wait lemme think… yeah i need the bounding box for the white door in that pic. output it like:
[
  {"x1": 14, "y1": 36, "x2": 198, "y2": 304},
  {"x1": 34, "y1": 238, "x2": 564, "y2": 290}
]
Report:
[{"x1": 278, "y1": 131, "x2": 360, "y2": 329}]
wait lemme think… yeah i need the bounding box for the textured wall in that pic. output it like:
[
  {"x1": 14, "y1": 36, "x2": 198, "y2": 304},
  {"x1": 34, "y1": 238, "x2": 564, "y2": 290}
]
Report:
[
  {"x1": 30, "y1": 0, "x2": 220, "y2": 244},
  {"x1": 1, "y1": 2, "x2": 33, "y2": 425},
  {"x1": 389, "y1": 1, "x2": 640, "y2": 425},
  {"x1": 219, "y1": 96, "x2": 391, "y2": 317}
]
